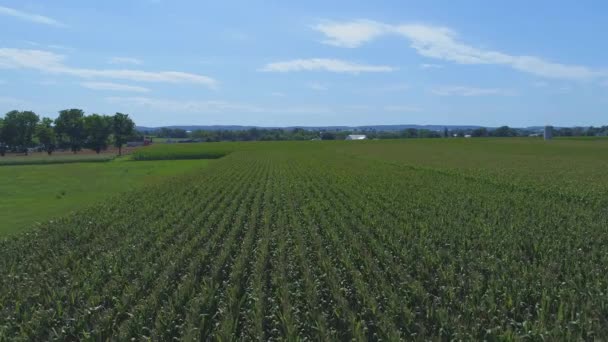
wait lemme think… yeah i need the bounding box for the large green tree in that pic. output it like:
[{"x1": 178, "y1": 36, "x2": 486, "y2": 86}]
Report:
[
  {"x1": 112, "y1": 113, "x2": 135, "y2": 155},
  {"x1": 2, "y1": 110, "x2": 39, "y2": 154},
  {"x1": 84, "y1": 114, "x2": 112, "y2": 154},
  {"x1": 36, "y1": 117, "x2": 57, "y2": 155},
  {"x1": 55, "y1": 109, "x2": 85, "y2": 153}
]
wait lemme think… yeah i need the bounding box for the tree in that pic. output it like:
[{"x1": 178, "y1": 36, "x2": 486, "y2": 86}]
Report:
[
  {"x1": 112, "y1": 112, "x2": 135, "y2": 155},
  {"x1": 55, "y1": 109, "x2": 85, "y2": 153},
  {"x1": 491, "y1": 126, "x2": 517, "y2": 137},
  {"x1": 471, "y1": 127, "x2": 489, "y2": 137},
  {"x1": 0, "y1": 117, "x2": 5, "y2": 156},
  {"x1": 2, "y1": 110, "x2": 39, "y2": 154},
  {"x1": 320, "y1": 131, "x2": 336, "y2": 140},
  {"x1": 402, "y1": 128, "x2": 418, "y2": 138},
  {"x1": 36, "y1": 118, "x2": 57, "y2": 155},
  {"x1": 84, "y1": 114, "x2": 112, "y2": 154}
]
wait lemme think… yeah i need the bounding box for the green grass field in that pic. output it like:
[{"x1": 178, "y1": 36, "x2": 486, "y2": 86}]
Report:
[
  {"x1": 1, "y1": 138, "x2": 608, "y2": 340},
  {"x1": 0, "y1": 159, "x2": 210, "y2": 235}
]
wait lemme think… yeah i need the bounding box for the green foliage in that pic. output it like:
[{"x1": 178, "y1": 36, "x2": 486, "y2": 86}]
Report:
[
  {"x1": 36, "y1": 118, "x2": 57, "y2": 155},
  {"x1": 0, "y1": 117, "x2": 5, "y2": 156},
  {"x1": 112, "y1": 113, "x2": 135, "y2": 155},
  {"x1": 131, "y1": 142, "x2": 231, "y2": 161},
  {"x1": 1, "y1": 110, "x2": 40, "y2": 153},
  {"x1": 84, "y1": 114, "x2": 112, "y2": 153},
  {"x1": 55, "y1": 109, "x2": 85, "y2": 153},
  {"x1": 1, "y1": 139, "x2": 608, "y2": 340}
]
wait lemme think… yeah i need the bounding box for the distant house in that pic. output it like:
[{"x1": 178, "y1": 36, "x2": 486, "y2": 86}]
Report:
[
  {"x1": 464, "y1": 134, "x2": 472, "y2": 138},
  {"x1": 345, "y1": 134, "x2": 367, "y2": 140}
]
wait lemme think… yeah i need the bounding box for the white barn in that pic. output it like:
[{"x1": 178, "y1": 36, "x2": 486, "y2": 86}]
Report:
[{"x1": 345, "y1": 134, "x2": 367, "y2": 140}]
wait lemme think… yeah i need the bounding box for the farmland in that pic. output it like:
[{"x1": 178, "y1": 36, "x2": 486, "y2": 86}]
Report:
[
  {"x1": 0, "y1": 158, "x2": 211, "y2": 235},
  {"x1": 1, "y1": 138, "x2": 608, "y2": 340}
]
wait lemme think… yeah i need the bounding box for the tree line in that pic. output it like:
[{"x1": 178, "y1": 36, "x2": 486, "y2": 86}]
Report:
[
  {"x1": 0, "y1": 109, "x2": 136, "y2": 156},
  {"x1": 465, "y1": 125, "x2": 608, "y2": 138},
  {"x1": 145, "y1": 125, "x2": 608, "y2": 142}
]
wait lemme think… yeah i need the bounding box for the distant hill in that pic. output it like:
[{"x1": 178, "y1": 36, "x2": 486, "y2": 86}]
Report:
[{"x1": 136, "y1": 124, "x2": 496, "y2": 132}]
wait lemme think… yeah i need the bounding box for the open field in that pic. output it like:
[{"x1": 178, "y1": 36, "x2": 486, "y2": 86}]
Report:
[
  {"x1": 0, "y1": 159, "x2": 211, "y2": 235},
  {"x1": 1, "y1": 138, "x2": 608, "y2": 340},
  {"x1": 131, "y1": 143, "x2": 231, "y2": 161}
]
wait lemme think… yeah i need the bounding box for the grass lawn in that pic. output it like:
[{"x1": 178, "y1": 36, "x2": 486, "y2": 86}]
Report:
[{"x1": 0, "y1": 159, "x2": 210, "y2": 236}]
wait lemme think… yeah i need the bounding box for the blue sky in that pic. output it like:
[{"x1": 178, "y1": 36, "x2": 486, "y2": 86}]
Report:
[{"x1": 1, "y1": 0, "x2": 607, "y2": 127}]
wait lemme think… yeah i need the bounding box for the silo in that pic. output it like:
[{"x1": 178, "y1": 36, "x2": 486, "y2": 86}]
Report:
[{"x1": 544, "y1": 125, "x2": 553, "y2": 140}]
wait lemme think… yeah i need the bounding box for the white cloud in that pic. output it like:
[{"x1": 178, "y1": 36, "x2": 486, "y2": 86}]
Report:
[
  {"x1": 81, "y1": 82, "x2": 150, "y2": 93},
  {"x1": 261, "y1": 58, "x2": 395, "y2": 74},
  {"x1": 314, "y1": 20, "x2": 608, "y2": 81},
  {"x1": 270, "y1": 92, "x2": 285, "y2": 97},
  {"x1": 0, "y1": 5, "x2": 65, "y2": 27},
  {"x1": 307, "y1": 82, "x2": 328, "y2": 91},
  {"x1": 431, "y1": 86, "x2": 515, "y2": 96},
  {"x1": 384, "y1": 105, "x2": 421, "y2": 112},
  {"x1": 109, "y1": 57, "x2": 143, "y2": 65},
  {"x1": 420, "y1": 63, "x2": 443, "y2": 69},
  {"x1": 23, "y1": 41, "x2": 74, "y2": 52},
  {"x1": 0, "y1": 48, "x2": 217, "y2": 87},
  {"x1": 313, "y1": 20, "x2": 389, "y2": 48}
]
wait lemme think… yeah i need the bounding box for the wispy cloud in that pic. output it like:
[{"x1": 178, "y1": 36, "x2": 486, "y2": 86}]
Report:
[
  {"x1": 106, "y1": 97, "x2": 264, "y2": 113},
  {"x1": 431, "y1": 86, "x2": 515, "y2": 96},
  {"x1": 0, "y1": 96, "x2": 27, "y2": 106},
  {"x1": 81, "y1": 82, "x2": 150, "y2": 93},
  {"x1": 106, "y1": 96, "x2": 334, "y2": 115},
  {"x1": 0, "y1": 5, "x2": 65, "y2": 27},
  {"x1": 108, "y1": 57, "x2": 143, "y2": 65},
  {"x1": 270, "y1": 92, "x2": 285, "y2": 97},
  {"x1": 23, "y1": 41, "x2": 74, "y2": 52},
  {"x1": 420, "y1": 63, "x2": 443, "y2": 69},
  {"x1": 374, "y1": 84, "x2": 410, "y2": 92},
  {"x1": 106, "y1": 96, "x2": 422, "y2": 118},
  {"x1": 314, "y1": 20, "x2": 608, "y2": 81},
  {"x1": 307, "y1": 82, "x2": 328, "y2": 91},
  {"x1": 314, "y1": 20, "x2": 388, "y2": 48},
  {"x1": 261, "y1": 58, "x2": 395, "y2": 74},
  {"x1": 36, "y1": 79, "x2": 59, "y2": 86},
  {"x1": 0, "y1": 48, "x2": 217, "y2": 87}
]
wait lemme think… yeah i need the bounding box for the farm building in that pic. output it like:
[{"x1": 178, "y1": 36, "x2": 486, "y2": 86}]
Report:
[{"x1": 345, "y1": 134, "x2": 367, "y2": 140}]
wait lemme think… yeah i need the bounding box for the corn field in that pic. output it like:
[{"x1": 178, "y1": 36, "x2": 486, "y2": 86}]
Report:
[{"x1": 1, "y1": 140, "x2": 607, "y2": 340}]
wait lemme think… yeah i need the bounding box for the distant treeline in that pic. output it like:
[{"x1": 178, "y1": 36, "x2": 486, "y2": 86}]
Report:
[
  {"x1": 141, "y1": 125, "x2": 608, "y2": 142},
  {"x1": 0, "y1": 109, "x2": 137, "y2": 156}
]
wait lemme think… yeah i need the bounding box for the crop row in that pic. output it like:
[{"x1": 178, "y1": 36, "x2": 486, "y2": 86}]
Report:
[{"x1": 1, "y1": 143, "x2": 607, "y2": 340}]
